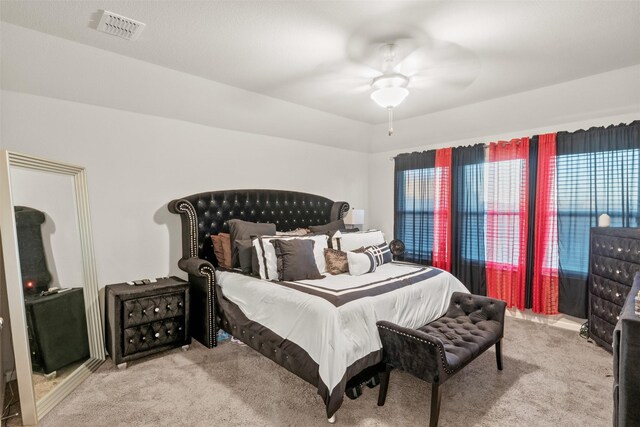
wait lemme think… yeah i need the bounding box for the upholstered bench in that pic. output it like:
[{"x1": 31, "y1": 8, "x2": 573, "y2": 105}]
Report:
[{"x1": 376, "y1": 292, "x2": 506, "y2": 427}]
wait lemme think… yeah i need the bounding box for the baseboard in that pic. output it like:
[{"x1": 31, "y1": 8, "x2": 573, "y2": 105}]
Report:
[{"x1": 505, "y1": 308, "x2": 584, "y2": 332}]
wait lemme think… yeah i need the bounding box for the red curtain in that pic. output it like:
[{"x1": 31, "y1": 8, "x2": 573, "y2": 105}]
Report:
[
  {"x1": 486, "y1": 138, "x2": 529, "y2": 309},
  {"x1": 533, "y1": 134, "x2": 559, "y2": 314},
  {"x1": 433, "y1": 148, "x2": 452, "y2": 271}
]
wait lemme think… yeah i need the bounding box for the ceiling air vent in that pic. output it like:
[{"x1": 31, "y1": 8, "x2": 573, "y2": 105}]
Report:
[{"x1": 97, "y1": 10, "x2": 145, "y2": 41}]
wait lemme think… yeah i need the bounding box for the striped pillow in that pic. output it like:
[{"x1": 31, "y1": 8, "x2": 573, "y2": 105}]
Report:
[
  {"x1": 365, "y1": 243, "x2": 392, "y2": 267},
  {"x1": 347, "y1": 251, "x2": 376, "y2": 276}
]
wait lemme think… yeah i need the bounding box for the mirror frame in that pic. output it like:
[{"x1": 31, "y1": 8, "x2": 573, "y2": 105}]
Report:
[{"x1": 0, "y1": 150, "x2": 105, "y2": 425}]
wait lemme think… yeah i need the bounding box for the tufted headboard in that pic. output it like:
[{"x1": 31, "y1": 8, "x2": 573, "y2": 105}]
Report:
[{"x1": 168, "y1": 189, "x2": 349, "y2": 266}]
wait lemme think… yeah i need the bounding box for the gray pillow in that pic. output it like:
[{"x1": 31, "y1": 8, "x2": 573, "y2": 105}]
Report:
[
  {"x1": 228, "y1": 219, "x2": 276, "y2": 267},
  {"x1": 272, "y1": 239, "x2": 324, "y2": 281},
  {"x1": 235, "y1": 239, "x2": 255, "y2": 274},
  {"x1": 308, "y1": 219, "x2": 345, "y2": 234}
]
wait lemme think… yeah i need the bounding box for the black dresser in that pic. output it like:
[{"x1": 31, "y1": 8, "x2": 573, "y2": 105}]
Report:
[
  {"x1": 105, "y1": 277, "x2": 191, "y2": 368},
  {"x1": 589, "y1": 227, "x2": 640, "y2": 351}
]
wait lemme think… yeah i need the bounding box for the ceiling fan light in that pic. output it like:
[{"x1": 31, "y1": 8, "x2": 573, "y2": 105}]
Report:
[{"x1": 370, "y1": 87, "x2": 409, "y2": 108}]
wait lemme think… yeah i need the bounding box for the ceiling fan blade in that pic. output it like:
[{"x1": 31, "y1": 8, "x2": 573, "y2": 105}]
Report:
[
  {"x1": 346, "y1": 22, "x2": 432, "y2": 71},
  {"x1": 399, "y1": 40, "x2": 481, "y2": 88}
]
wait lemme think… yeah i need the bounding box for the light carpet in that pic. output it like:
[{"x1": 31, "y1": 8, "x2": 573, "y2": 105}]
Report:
[{"x1": 40, "y1": 317, "x2": 612, "y2": 426}]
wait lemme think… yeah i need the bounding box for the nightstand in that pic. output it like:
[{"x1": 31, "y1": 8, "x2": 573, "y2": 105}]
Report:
[{"x1": 105, "y1": 276, "x2": 191, "y2": 369}]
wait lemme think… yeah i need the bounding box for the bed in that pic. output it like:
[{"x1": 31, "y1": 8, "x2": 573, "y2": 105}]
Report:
[{"x1": 168, "y1": 189, "x2": 467, "y2": 420}]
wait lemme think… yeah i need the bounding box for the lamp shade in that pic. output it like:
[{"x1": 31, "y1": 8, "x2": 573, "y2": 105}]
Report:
[
  {"x1": 370, "y1": 87, "x2": 409, "y2": 108},
  {"x1": 344, "y1": 209, "x2": 365, "y2": 226}
]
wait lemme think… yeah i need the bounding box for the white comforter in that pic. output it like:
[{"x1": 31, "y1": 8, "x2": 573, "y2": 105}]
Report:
[{"x1": 216, "y1": 263, "x2": 468, "y2": 395}]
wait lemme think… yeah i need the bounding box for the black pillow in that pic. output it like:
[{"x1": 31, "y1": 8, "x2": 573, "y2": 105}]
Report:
[
  {"x1": 228, "y1": 219, "x2": 276, "y2": 267},
  {"x1": 272, "y1": 239, "x2": 324, "y2": 281},
  {"x1": 309, "y1": 219, "x2": 345, "y2": 234}
]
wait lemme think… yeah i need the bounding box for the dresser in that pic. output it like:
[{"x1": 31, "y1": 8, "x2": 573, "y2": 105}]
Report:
[
  {"x1": 105, "y1": 277, "x2": 190, "y2": 368},
  {"x1": 589, "y1": 228, "x2": 640, "y2": 351},
  {"x1": 612, "y1": 272, "x2": 640, "y2": 427}
]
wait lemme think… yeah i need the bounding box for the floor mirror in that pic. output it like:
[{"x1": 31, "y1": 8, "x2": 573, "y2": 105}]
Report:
[{"x1": 0, "y1": 151, "x2": 104, "y2": 425}]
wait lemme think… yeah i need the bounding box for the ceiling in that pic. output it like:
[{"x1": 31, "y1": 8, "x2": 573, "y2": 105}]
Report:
[{"x1": 1, "y1": 1, "x2": 640, "y2": 125}]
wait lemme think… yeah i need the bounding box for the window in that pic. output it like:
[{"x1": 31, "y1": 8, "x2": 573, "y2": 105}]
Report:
[
  {"x1": 485, "y1": 157, "x2": 528, "y2": 267},
  {"x1": 556, "y1": 148, "x2": 640, "y2": 274},
  {"x1": 458, "y1": 163, "x2": 486, "y2": 262},
  {"x1": 395, "y1": 168, "x2": 435, "y2": 263}
]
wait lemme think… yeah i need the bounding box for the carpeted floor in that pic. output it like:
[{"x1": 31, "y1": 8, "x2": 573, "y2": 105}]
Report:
[{"x1": 38, "y1": 317, "x2": 612, "y2": 427}]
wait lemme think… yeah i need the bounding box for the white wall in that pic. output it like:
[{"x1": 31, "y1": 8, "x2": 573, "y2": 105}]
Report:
[
  {"x1": 368, "y1": 112, "x2": 640, "y2": 241},
  {"x1": 1, "y1": 90, "x2": 368, "y2": 286}
]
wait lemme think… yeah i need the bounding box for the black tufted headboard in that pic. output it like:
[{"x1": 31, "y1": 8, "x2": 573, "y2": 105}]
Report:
[{"x1": 168, "y1": 189, "x2": 349, "y2": 266}]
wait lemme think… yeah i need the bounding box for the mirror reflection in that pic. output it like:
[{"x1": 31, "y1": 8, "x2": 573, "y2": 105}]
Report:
[{"x1": 10, "y1": 167, "x2": 90, "y2": 402}]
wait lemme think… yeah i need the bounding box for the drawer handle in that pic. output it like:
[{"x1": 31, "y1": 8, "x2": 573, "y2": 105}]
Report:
[
  {"x1": 616, "y1": 293, "x2": 621, "y2": 298},
  {"x1": 154, "y1": 332, "x2": 160, "y2": 339},
  {"x1": 178, "y1": 326, "x2": 183, "y2": 331},
  {"x1": 167, "y1": 330, "x2": 172, "y2": 335},
  {"x1": 617, "y1": 316, "x2": 620, "y2": 320},
  {"x1": 154, "y1": 307, "x2": 160, "y2": 313},
  {"x1": 128, "y1": 313, "x2": 133, "y2": 318},
  {"x1": 129, "y1": 339, "x2": 133, "y2": 343},
  {"x1": 178, "y1": 302, "x2": 183, "y2": 308},
  {"x1": 142, "y1": 310, "x2": 146, "y2": 315},
  {"x1": 142, "y1": 337, "x2": 146, "y2": 341},
  {"x1": 166, "y1": 304, "x2": 171, "y2": 310}
]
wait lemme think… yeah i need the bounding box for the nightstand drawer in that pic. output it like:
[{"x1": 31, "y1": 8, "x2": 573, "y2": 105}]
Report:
[
  {"x1": 123, "y1": 318, "x2": 185, "y2": 356},
  {"x1": 122, "y1": 292, "x2": 185, "y2": 328}
]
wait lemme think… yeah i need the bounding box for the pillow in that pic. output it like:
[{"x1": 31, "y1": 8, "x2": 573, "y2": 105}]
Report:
[
  {"x1": 324, "y1": 247, "x2": 366, "y2": 275},
  {"x1": 365, "y1": 242, "x2": 392, "y2": 267},
  {"x1": 347, "y1": 251, "x2": 376, "y2": 276},
  {"x1": 276, "y1": 228, "x2": 309, "y2": 236},
  {"x1": 309, "y1": 219, "x2": 345, "y2": 234},
  {"x1": 253, "y1": 234, "x2": 328, "y2": 280},
  {"x1": 272, "y1": 239, "x2": 324, "y2": 281},
  {"x1": 228, "y1": 219, "x2": 276, "y2": 267},
  {"x1": 235, "y1": 239, "x2": 255, "y2": 274},
  {"x1": 340, "y1": 230, "x2": 385, "y2": 252},
  {"x1": 211, "y1": 234, "x2": 225, "y2": 266},
  {"x1": 211, "y1": 233, "x2": 232, "y2": 268}
]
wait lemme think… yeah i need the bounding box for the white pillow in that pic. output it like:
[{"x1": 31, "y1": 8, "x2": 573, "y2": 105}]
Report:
[
  {"x1": 339, "y1": 230, "x2": 386, "y2": 251},
  {"x1": 347, "y1": 251, "x2": 377, "y2": 276},
  {"x1": 253, "y1": 235, "x2": 328, "y2": 281}
]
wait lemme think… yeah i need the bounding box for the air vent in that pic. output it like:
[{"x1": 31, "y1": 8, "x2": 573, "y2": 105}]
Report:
[{"x1": 97, "y1": 10, "x2": 145, "y2": 41}]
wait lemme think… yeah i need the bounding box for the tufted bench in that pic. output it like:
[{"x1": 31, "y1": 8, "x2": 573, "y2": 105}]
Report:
[{"x1": 376, "y1": 292, "x2": 506, "y2": 427}]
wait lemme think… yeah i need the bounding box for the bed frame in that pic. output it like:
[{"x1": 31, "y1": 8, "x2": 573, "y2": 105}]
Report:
[{"x1": 168, "y1": 189, "x2": 363, "y2": 418}]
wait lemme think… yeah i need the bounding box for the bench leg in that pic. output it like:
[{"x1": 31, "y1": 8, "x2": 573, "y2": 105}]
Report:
[
  {"x1": 496, "y1": 340, "x2": 503, "y2": 371},
  {"x1": 377, "y1": 364, "x2": 392, "y2": 406},
  {"x1": 430, "y1": 383, "x2": 441, "y2": 427}
]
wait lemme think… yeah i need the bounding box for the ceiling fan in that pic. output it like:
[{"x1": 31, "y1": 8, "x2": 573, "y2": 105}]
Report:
[{"x1": 309, "y1": 24, "x2": 481, "y2": 135}]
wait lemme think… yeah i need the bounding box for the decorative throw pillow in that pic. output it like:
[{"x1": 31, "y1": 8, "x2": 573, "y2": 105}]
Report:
[
  {"x1": 253, "y1": 234, "x2": 328, "y2": 280},
  {"x1": 211, "y1": 234, "x2": 225, "y2": 266},
  {"x1": 309, "y1": 219, "x2": 345, "y2": 234},
  {"x1": 228, "y1": 219, "x2": 276, "y2": 267},
  {"x1": 235, "y1": 239, "x2": 255, "y2": 274},
  {"x1": 324, "y1": 247, "x2": 366, "y2": 275},
  {"x1": 211, "y1": 233, "x2": 232, "y2": 268},
  {"x1": 347, "y1": 251, "x2": 377, "y2": 276},
  {"x1": 272, "y1": 239, "x2": 324, "y2": 281},
  {"x1": 365, "y1": 242, "x2": 392, "y2": 267},
  {"x1": 340, "y1": 230, "x2": 386, "y2": 252}
]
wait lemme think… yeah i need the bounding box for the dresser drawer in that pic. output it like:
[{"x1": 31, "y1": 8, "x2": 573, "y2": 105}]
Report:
[
  {"x1": 122, "y1": 292, "x2": 185, "y2": 328},
  {"x1": 123, "y1": 318, "x2": 185, "y2": 356}
]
